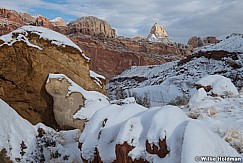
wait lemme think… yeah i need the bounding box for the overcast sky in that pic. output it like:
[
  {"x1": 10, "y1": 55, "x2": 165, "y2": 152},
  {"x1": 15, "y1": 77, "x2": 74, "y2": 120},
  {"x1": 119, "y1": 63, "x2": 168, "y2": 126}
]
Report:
[{"x1": 0, "y1": 0, "x2": 242, "y2": 43}]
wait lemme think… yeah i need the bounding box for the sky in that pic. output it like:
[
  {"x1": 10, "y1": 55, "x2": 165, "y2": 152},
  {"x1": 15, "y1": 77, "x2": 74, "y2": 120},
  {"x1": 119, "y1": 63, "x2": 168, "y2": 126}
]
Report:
[{"x1": 0, "y1": 0, "x2": 242, "y2": 43}]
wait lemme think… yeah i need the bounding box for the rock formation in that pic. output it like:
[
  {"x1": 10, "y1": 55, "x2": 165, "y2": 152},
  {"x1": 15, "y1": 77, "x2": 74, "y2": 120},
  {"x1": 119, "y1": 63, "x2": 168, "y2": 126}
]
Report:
[
  {"x1": 45, "y1": 77, "x2": 86, "y2": 131},
  {"x1": 147, "y1": 23, "x2": 170, "y2": 43},
  {"x1": 68, "y1": 16, "x2": 117, "y2": 38},
  {"x1": 187, "y1": 36, "x2": 220, "y2": 48},
  {"x1": 0, "y1": 26, "x2": 105, "y2": 128}
]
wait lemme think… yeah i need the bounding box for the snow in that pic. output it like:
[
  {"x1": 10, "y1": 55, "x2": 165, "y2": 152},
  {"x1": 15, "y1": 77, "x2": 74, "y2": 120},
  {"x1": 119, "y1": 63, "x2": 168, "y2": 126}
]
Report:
[
  {"x1": 79, "y1": 103, "x2": 147, "y2": 162},
  {"x1": 189, "y1": 88, "x2": 207, "y2": 106},
  {"x1": 89, "y1": 70, "x2": 106, "y2": 88},
  {"x1": 50, "y1": 17, "x2": 65, "y2": 23},
  {"x1": 90, "y1": 70, "x2": 105, "y2": 80},
  {"x1": 79, "y1": 102, "x2": 241, "y2": 162},
  {"x1": 195, "y1": 33, "x2": 243, "y2": 53},
  {"x1": 47, "y1": 74, "x2": 110, "y2": 120},
  {"x1": 195, "y1": 74, "x2": 239, "y2": 97},
  {"x1": 0, "y1": 25, "x2": 90, "y2": 61},
  {"x1": 0, "y1": 99, "x2": 37, "y2": 162},
  {"x1": 107, "y1": 53, "x2": 242, "y2": 107},
  {"x1": 0, "y1": 99, "x2": 83, "y2": 162},
  {"x1": 186, "y1": 87, "x2": 243, "y2": 154},
  {"x1": 182, "y1": 120, "x2": 240, "y2": 163}
]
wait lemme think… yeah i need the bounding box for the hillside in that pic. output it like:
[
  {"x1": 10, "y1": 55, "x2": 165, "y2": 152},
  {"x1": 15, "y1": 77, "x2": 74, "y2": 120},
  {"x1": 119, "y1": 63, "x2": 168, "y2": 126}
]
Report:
[{"x1": 107, "y1": 33, "x2": 243, "y2": 106}]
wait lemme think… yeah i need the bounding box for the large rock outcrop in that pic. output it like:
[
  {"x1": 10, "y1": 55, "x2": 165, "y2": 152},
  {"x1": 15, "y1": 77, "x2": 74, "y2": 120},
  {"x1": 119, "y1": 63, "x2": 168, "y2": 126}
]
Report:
[
  {"x1": 147, "y1": 23, "x2": 170, "y2": 43},
  {"x1": 45, "y1": 77, "x2": 85, "y2": 130},
  {"x1": 0, "y1": 26, "x2": 105, "y2": 128},
  {"x1": 68, "y1": 16, "x2": 117, "y2": 38}
]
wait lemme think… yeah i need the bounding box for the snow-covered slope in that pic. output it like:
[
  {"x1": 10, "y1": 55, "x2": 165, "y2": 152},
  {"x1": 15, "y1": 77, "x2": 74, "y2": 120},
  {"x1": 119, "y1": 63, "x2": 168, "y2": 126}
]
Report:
[
  {"x1": 185, "y1": 81, "x2": 243, "y2": 155},
  {"x1": 195, "y1": 33, "x2": 243, "y2": 53},
  {"x1": 0, "y1": 99, "x2": 37, "y2": 162},
  {"x1": 107, "y1": 34, "x2": 243, "y2": 107},
  {"x1": 0, "y1": 99, "x2": 82, "y2": 162}
]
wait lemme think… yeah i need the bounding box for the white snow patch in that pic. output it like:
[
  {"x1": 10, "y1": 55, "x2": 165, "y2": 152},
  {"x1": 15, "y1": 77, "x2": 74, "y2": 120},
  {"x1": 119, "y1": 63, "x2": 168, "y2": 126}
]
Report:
[
  {"x1": 196, "y1": 75, "x2": 239, "y2": 97},
  {"x1": 89, "y1": 70, "x2": 106, "y2": 88}
]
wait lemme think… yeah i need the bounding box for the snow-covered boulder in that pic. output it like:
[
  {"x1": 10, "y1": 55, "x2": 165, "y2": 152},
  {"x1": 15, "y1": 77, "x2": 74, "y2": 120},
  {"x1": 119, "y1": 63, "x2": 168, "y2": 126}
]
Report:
[
  {"x1": 79, "y1": 104, "x2": 240, "y2": 162},
  {"x1": 46, "y1": 74, "x2": 110, "y2": 131},
  {"x1": 0, "y1": 99, "x2": 37, "y2": 162},
  {"x1": 0, "y1": 98, "x2": 83, "y2": 162},
  {"x1": 195, "y1": 75, "x2": 239, "y2": 97}
]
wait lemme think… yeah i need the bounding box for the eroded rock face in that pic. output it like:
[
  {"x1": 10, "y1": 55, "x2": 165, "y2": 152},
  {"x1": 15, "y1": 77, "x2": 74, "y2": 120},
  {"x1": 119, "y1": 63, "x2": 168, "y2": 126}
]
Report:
[
  {"x1": 0, "y1": 26, "x2": 105, "y2": 128},
  {"x1": 68, "y1": 16, "x2": 117, "y2": 38},
  {"x1": 45, "y1": 78, "x2": 86, "y2": 131}
]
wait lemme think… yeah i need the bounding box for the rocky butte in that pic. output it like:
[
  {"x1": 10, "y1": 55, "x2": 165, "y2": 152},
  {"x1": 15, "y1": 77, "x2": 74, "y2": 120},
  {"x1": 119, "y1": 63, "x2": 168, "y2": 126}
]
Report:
[{"x1": 147, "y1": 23, "x2": 170, "y2": 43}]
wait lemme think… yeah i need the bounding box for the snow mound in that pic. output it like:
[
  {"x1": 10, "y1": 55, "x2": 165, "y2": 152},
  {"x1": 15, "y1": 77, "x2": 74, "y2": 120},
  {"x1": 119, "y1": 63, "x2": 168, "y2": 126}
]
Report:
[
  {"x1": 0, "y1": 25, "x2": 90, "y2": 61},
  {"x1": 79, "y1": 104, "x2": 240, "y2": 162},
  {"x1": 195, "y1": 33, "x2": 243, "y2": 53},
  {"x1": 0, "y1": 99, "x2": 37, "y2": 162},
  {"x1": 195, "y1": 74, "x2": 239, "y2": 97},
  {"x1": 0, "y1": 99, "x2": 82, "y2": 162},
  {"x1": 47, "y1": 74, "x2": 110, "y2": 120},
  {"x1": 182, "y1": 120, "x2": 240, "y2": 163},
  {"x1": 186, "y1": 80, "x2": 243, "y2": 154}
]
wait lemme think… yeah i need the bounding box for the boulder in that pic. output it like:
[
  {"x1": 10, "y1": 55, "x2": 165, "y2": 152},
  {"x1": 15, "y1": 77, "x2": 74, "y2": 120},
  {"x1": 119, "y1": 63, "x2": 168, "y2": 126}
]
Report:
[
  {"x1": 0, "y1": 26, "x2": 105, "y2": 128},
  {"x1": 45, "y1": 77, "x2": 86, "y2": 131}
]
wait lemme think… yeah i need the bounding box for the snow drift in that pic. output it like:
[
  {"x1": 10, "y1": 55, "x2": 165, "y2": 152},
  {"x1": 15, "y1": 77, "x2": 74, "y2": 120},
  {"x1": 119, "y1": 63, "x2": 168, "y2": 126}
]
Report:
[{"x1": 79, "y1": 104, "x2": 240, "y2": 162}]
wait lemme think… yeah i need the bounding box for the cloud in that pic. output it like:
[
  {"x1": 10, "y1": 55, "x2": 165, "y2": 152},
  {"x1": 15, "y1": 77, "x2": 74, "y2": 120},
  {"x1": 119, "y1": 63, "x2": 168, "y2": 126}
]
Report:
[{"x1": 0, "y1": 0, "x2": 242, "y2": 43}]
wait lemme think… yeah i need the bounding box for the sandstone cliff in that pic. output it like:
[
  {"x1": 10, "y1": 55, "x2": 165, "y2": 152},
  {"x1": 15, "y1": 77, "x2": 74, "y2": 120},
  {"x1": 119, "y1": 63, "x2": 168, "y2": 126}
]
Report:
[
  {"x1": 68, "y1": 16, "x2": 117, "y2": 38},
  {"x1": 0, "y1": 26, "x2": 105, "y2": 128},
  {"x1": 72, "y1": 35, "x2": 192, "y2": 78}
]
